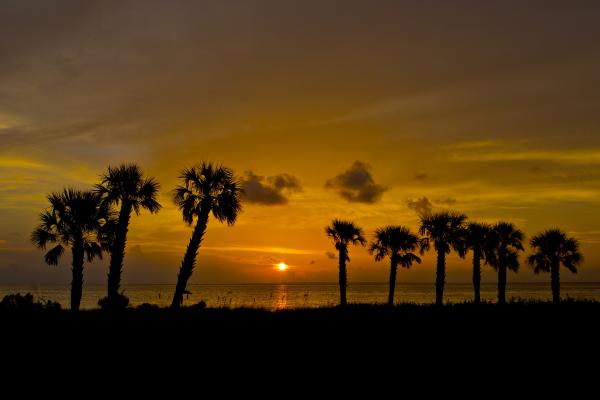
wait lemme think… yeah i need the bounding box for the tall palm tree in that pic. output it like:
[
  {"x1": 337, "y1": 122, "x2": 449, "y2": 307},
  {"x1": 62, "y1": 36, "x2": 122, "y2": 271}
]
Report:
[
  {"x1": 486, "y1": 222, "x2": 524, "y2": 304},
  {"x1": 325, "y1": 219, "x2": 366, "y2": 306},
  {"x1": 171, "y1": 162, "x2": 242, "y2": 307},
  {"x1": 95, "y1": 163, "x2": 161, "y2": 308},
  {"x1": 466, "y1": 222, "x2": 492, "y2": 304},
  {"x1": 369, "y1": 226, "x2": 421, "y2": 306},
  {"x1": 528, "y1": 229, "x2": 583, "y2": 303},
  {"x1": 31, "y1": 189, "x2": 112, "y2": 311},
  {"x1": 419, "y1": 211, "x2": 468, "y2": 306}
]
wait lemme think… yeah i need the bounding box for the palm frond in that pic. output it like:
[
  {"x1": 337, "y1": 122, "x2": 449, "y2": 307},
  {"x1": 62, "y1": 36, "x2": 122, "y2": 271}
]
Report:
[
  {"x1": 529, "y1": 229, "x2": 583, "y2": 275},
  {"x1": 44, "y1": 244, "x2": 64, "y2": 266}
]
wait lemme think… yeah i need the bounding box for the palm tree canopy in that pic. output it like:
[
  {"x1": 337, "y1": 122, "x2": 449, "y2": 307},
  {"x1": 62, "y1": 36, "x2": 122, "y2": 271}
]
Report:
[
  {"x1": 173, "y1": 162, "x2": 242, "y2": 226},
  {"x1": 325, "y1": 219, "x2": 366, "y2": 260},
  {"x1": 528, "y1": 229, "x2": 583, "y2": 274},
  {"x1": 31, "y1": 189, "x2": 112, "y2": 265},
  {"x1": 466, "y1": 222, "x2": 492, "y2": 259},
  {"x1": 419, "y1": 211, "x2": 468, "y2": 256},
  {"x1": 95, "y1": 163, "x2": 161, "y2": 215},
  {"x1": 369, "y1": 225, "x2": 422, "y2": 268},
  {"x1": 486, "y1": 222, "x2": 525, "y2": 271}
]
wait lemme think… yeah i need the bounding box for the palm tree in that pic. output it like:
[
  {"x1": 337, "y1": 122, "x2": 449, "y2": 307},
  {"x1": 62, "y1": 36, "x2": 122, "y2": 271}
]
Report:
[
  {"x1": 419, "y1": 211, "x2": 467, "y2": 306},
  {"x1": 31, "y1": 189, "x2": 112, "y2": 311},
  {"x1": 369, "y1": 226, "x2": 421, "y2": 306},
  {"x1": 528, "y1": 229, "x2": 583, "y2": 303},
  {"x1": 171, "y1": 162, "x2": 242, "y2": 307},
  {"x1": 95, "y1": 163, "x2": 161, "y2": 308},
  {"x1": 486, "y1": 222, "x2": 524, "y2": 304},
  {"x1": 466, "y1": 222, "x2": 492, "y2": 304},
  {"x1": 325, "y1": 219, "x2": 366, "y2": 306}
]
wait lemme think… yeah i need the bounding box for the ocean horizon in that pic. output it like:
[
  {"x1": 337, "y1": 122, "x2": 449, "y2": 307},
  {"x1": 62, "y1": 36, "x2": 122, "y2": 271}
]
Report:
[{"x1": 2, "y1": 282, "x2": 599, "y2": 310}]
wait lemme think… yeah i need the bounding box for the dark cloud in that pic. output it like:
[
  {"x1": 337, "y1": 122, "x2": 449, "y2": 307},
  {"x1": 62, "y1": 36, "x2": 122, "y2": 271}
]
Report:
[
  {"x1": 325, "y1": 252, "x2": 337, "y2": 260},
  {"x1": 414, "y1": 173, "x2": 429, "y2": 181},
  {"x1": 325, "y1": 161, "x2": 387, "y2": 204},
  {"x1": 241, "y1": 171, "x2": 301, "y2": 205},
  {"x1": 129, "y1": 245, "x2": 143, "y2": 255},
  {"x1": 436, "y1": 197, "x2": 457, "y2": 205},
  {"x1": 407, "y1": 197, "x2": 433, "y2": 215}
]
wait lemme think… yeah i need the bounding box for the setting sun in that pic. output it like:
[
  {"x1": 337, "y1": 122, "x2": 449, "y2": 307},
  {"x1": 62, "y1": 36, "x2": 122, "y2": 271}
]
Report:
[{"x1": 277, "y1": 262, "x2": 288, "y2": 271}]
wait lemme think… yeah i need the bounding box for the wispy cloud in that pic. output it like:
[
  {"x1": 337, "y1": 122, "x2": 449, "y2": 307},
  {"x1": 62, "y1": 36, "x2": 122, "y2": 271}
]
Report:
[
  {"x1": 446, "y1": 140, "x2": 498, "y2": 150},
  {"x1": 201, "y1": 245, "x2": 320, "y2": 255},
  {"x1": 450, "y1": 149, "x2": 600, "y2": 164},
  {"x1": 0, "y1": 156, "x2": 47, "y2": 169}
]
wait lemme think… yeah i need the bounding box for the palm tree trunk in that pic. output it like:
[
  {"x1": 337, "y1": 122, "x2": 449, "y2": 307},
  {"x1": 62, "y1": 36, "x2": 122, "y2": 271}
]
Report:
[
  {"x1": 551, "y1": 257, "x2": 560, "y2": 304},
  {"x1": 388, "y1": 258, "x2": 398, "y2": 306},
  {"x1": 172, "y1": 208, "x2": 210, "y2": 308},
  {"x1": 498, "y1": 262, "x2": 507, "y2": 305},
  {"x1": 71, "y1": 239, "x2": 85, "y2": 312},
  {"x1": 435, "y1": 248, "x2": 446, "y2": 306},
  {"x1": 107, "y1": 201, "x2": 132, "y2": 301},
  {"x1": 338, "y1": 248, "x2": 347, "y2": 306},
  {"x1": 472, "y1": 248, "x2": 481, "y2": 305}
]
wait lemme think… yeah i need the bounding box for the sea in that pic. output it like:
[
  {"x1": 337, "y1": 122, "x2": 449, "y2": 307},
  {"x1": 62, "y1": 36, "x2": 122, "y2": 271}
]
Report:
[{"x1": 1, "y1": 282, "x2": 599, "y2": 310}]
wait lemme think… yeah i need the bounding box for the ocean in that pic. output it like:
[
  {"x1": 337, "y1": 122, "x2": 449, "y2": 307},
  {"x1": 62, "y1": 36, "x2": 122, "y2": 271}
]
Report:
[{"x1": 1, "y1": 282, "x2": 599, "y2": 310}]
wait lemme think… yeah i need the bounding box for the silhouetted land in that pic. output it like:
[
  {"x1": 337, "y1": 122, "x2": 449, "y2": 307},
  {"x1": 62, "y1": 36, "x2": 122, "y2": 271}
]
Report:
[
  {"x1": 3, "y1": 295, "x2": 599, "y2": 362},
  {"x1": 2, "y1": 297, "x2": 599, "y2": 390}
]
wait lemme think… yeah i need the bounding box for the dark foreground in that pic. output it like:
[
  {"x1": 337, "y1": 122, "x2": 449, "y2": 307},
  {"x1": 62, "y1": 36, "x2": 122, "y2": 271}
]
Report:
[{"x1": 2, "y1": 297, "x2": 599, "y2": 387}]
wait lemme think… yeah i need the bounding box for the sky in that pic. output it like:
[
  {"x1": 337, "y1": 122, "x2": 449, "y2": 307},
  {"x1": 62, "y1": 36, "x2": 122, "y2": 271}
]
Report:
[{"x1": 1, "y1": 0, "x2": 600, "y2": 285}]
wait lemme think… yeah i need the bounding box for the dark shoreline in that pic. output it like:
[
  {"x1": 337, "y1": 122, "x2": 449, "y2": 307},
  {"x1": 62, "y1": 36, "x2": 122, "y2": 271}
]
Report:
[
  {"x1": 3, "y1": 301, "x2": 599, "y2": 381},
  {"x1": 4, "y1": 300, "x2": 599, "y2": 336}
]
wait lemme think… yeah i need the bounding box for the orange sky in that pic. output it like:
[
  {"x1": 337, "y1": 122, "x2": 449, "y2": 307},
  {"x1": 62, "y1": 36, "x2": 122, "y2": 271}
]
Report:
[{"x1": 1, "y1": 0, "x2": 600, "y2": 285}]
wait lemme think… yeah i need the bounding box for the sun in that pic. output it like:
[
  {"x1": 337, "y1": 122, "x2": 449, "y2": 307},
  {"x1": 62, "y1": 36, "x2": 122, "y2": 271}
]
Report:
[{"x1": 277, "y1": 262, "x2": 288, "y2": 271}]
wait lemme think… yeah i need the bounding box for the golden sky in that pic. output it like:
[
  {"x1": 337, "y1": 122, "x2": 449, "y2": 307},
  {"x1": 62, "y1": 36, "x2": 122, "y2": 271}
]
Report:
[{"x1": 1, "y1": 0, "x2": 600, "y2": 284}]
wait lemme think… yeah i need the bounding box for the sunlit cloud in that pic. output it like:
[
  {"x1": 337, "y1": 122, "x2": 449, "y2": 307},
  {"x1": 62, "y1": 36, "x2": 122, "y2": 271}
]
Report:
[{"x1": 201, "y1": 245, "x2": 320, "y2": 256}]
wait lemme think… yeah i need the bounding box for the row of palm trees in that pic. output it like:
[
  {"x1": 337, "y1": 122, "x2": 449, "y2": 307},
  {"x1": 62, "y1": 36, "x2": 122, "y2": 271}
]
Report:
[
  {"x1": 31, "y1": 161, "x2": 583, "y2": 311},
  {"x1": 32, "y1": 162, "x2": 241, "y2": 311},
  {"x1": 326, "y1": 213, "x2": 583, "y2": 306}
]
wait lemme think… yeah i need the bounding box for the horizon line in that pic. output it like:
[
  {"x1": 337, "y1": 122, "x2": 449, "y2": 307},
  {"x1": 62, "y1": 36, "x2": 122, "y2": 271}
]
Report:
[{"x1": 4, "y1": 281, "x2": 600, "y2": 286}]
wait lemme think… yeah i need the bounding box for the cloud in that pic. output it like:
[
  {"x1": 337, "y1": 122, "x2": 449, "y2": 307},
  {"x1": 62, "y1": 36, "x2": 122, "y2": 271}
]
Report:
[
  {"x1": 436, "y1": 197, "x2": 457, "y2": 205},
  {"x1": 325, "y1": 161, "x2": 387, "y2": 204},
  {"x1": 241, "y1": 171, "x2": 301, "y2": 205},
  {"x1": 447, "y1": 140, "x2": 498, "y2": 150},
  {"x1": 407, "y1": 197, "x2": 433, "y2": 215},
  {"x1": 450, "y1": 149, "x2": 600, "y2": 164}
]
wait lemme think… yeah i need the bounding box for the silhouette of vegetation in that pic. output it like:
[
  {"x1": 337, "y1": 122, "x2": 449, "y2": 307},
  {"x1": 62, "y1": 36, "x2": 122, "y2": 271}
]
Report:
[
  {"x1": 419, "y1": 211, "x2": 467, "y2": 306},
  {"x1": 0, "y1": 293, "x2": 61, "y2": 311},
  {"x1": 486, "y1": 222, "x2": 524, "y2": 305},
  {"x1": 528, "y1": 229, "x2": 583, "y2": 303},
  {"x1": 31, "y1": 189, "x2": 112, "y2": 311},
  {"x1": 95, "y1": 163, "x2": 161, "y2": 309},
  {"x1": 369, "y1": 225, "x2": 422, "y2": 305},
  {"x1": 171, "y1": 162, "x2": 242, "y2": 307},
  {"x1": 466, "y1": 222, "x2": 492, "y2": 304},
  {"x1": 22, "y1": 164, "x2": 589, "y2": 312},
  {"x1": 325, "y1": 219, "x2": 366, "y2": 306}
]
